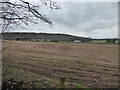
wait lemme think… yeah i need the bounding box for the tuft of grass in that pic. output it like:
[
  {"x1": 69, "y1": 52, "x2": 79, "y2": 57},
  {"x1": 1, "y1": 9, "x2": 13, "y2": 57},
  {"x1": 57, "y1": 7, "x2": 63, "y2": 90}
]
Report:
[{"x1": 74, "y1": 84, "x2": 89, "y2": 90}]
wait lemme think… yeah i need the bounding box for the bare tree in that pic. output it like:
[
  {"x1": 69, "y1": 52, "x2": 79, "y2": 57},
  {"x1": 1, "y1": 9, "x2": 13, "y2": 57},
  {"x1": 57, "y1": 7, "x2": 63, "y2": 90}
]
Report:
[{"x1": 0, "y1": 0, "x2": 60, "y2": 32}]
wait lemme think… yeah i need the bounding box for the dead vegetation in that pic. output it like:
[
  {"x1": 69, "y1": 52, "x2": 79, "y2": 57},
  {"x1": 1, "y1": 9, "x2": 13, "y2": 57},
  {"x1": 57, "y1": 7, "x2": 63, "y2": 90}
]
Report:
[{"x1": 2, "y1": 40, "x2": 118, "y2": 88}]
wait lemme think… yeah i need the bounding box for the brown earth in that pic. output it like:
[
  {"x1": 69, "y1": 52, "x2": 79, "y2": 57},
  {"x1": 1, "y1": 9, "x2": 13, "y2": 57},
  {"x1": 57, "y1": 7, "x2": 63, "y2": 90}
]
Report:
[{"x1": 2, "y1": 40, "x2": 119, "y2": 88}]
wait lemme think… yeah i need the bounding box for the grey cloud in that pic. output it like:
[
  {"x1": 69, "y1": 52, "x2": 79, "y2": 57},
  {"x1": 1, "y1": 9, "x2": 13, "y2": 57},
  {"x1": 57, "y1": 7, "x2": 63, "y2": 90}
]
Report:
[
  {"x1": 15, "y1": 2, "x2": 118, "y2": 38},
  {"x1": 51, "y1": 2, "x2": 118, "y2": 38}
]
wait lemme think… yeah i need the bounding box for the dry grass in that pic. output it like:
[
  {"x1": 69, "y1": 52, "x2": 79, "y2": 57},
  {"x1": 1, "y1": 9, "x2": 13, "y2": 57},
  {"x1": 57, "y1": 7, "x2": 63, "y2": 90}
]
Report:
[{"x1": 2, "y1": 40, "x2": 118, "y2": 88}]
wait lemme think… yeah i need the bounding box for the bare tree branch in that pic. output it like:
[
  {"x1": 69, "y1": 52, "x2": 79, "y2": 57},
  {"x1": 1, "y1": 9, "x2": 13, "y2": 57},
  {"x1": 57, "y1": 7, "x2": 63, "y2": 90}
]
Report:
[{"x1": 0, "y1": 0, "x2": 60, "y2": 32}]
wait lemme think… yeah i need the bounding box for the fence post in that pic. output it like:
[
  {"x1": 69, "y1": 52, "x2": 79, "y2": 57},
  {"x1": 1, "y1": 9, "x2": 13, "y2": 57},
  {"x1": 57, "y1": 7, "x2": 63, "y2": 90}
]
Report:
[{"x1": 59, "y1": 77, "x2": 65, "y2": 90}]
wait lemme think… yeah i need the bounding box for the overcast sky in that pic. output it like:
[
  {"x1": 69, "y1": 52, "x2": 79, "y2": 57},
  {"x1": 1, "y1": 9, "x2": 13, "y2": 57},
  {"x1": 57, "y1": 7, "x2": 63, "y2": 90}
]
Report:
[{"x1": 14, "y1": 1, "x2": 118, "y2": 39}]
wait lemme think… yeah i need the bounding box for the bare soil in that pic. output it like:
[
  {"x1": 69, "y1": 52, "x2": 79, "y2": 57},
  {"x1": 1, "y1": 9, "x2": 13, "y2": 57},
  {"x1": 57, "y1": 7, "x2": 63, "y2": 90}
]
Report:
[{"x1": 2, "y1": 40, "x2": 119, "y2": 88}]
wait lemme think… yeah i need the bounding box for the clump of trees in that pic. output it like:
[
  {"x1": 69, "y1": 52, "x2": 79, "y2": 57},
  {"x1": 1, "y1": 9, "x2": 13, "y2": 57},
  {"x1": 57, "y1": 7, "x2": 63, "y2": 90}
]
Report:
[{"x1": 0, "y1": 0, "x2": 60, "y2": 32}]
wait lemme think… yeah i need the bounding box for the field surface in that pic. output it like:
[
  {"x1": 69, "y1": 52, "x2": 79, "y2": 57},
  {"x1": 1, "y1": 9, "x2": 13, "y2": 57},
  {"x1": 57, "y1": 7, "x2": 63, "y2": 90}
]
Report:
[{"x1": 2, "y1": 40, "x2": 118, "y2": 88}]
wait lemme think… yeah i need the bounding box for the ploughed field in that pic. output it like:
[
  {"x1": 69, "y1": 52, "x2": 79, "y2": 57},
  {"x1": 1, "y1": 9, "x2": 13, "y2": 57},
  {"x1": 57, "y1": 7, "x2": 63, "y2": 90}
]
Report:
[{"x1": 2, "y1": 40, "x2": 118, "y2": 88}]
